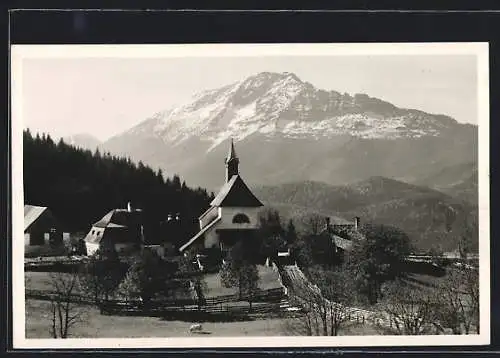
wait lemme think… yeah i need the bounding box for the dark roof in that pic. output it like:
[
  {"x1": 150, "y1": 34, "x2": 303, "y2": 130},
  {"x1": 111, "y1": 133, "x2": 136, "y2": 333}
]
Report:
[
  {"x1": 24, "y1": 205, "x2": 50, "y2": 232},
  {"x1": 319, "y1": 225, "x2": 364, "y2": 251},
  {"x1": 92, "y1": 209, "x2": 142, "y2": 229},
  {"x1": 85, "y1": 209, "x2": 144, "y2": 245},
  {"x1": 210, "y1": 175, "x2": 264, "y2": 207}
]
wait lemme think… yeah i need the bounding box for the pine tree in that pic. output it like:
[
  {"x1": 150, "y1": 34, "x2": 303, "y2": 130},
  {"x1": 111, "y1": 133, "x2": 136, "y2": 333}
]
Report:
[{"x1": 23, "y1": 129, "x2": 213, "y2": 241}]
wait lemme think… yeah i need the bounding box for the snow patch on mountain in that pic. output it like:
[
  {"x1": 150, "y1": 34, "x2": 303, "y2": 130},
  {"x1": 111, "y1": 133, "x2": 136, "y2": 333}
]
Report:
[{"x1": 126, "y1": 71, "x2": 457, "y2": 153}]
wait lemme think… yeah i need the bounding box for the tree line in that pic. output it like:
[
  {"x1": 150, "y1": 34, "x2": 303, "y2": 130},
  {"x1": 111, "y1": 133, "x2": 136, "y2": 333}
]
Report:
[{"x1": 23, "y1": 129, "x2": 215, "y2": 245}]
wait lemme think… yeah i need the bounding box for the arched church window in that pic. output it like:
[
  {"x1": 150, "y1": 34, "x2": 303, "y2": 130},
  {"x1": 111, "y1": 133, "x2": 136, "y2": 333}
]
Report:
[{"x1": 232, "y1": 213, "x2": 250, "y2": 224}]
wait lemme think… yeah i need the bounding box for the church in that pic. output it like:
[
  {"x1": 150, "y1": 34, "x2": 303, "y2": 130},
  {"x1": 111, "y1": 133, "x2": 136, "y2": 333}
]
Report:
[{"x1": 179, "y1": 140, "x2": 264, "y2": 265}]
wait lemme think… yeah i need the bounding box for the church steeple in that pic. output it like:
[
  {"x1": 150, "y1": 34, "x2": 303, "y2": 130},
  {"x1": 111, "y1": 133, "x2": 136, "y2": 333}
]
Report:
[{"x1": 225, "y1": 138, "x2": 239, "y2": 182}]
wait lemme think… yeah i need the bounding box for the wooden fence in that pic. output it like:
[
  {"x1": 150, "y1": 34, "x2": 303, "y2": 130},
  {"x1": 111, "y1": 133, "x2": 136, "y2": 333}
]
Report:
[
  {"x1": 279, "y1": 265, "x2": 393, "y2": 328},
  {"x1": 25, "y1": 286, "x2": 287, "y2": 317},
  {"x1": 98, "y1": 300, "x2": 289, "y2": 317},
  {"x1": 205, "y1": 287, "x2": 285, "y2": 305},
  {"x1": 25, "y1": 289, "x2": 96, "y2": 305}
]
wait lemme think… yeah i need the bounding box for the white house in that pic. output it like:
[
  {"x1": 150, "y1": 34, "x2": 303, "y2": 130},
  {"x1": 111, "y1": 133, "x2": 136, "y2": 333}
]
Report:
[{"x1": 84, "y1": 203, "x2": 144, "y2": 256}]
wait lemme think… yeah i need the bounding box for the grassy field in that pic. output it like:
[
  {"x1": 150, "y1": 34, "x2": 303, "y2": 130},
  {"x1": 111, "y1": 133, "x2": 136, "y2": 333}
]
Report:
[
  {"x1": 25, "y1": 271, "x2": 76, "y2": 292},
  {"x1": 26, "y1": 299, "x2": 286, "y2": 338},
  {"x1": 203, "y1": 265, "x2": 283, "y2": 297},
  {"x1": 25, "y1": 265, "x2": 282, "y2": 293},
  {"x1": 25, "y1": 265, "x2": 390, "y2": 338},
  {"x1": 26, "y1": 299, "x2": 382, "y2": 338}
]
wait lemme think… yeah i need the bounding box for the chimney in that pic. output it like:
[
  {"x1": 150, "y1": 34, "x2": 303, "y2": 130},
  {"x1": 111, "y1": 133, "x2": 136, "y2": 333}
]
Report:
[
  {"x1": 354, "y1": 216, "x2": 360, "y2": 230},
  {"x1": 127, "y1": 202, "x2": 132, "y2": 212},
  {"x1": 325, "y1": 217, "x2": 331, "y2": 231}
]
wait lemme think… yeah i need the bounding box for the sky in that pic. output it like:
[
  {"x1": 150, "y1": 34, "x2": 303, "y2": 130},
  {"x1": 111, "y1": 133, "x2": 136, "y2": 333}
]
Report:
[{"x1": 21, "y1": 54, "x2": 478, "y2": 142}]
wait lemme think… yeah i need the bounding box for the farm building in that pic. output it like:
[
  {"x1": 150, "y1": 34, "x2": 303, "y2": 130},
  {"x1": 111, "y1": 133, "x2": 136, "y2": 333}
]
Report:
[
  {"x1": 24, "y1": 205, "x2": 63, "y2": 249},
  {"x1": 84, "y1": 203, "x2": 144, "y2": 256},
  {"x1": 309, "y1": 216, "x2": 363, "y2": 265},
  {"x1": 179, "y1": 139, "x2": 264, "y2": 266},
  {"x1": 321, "y1": 216, "x2": 361, "y2": 251}
]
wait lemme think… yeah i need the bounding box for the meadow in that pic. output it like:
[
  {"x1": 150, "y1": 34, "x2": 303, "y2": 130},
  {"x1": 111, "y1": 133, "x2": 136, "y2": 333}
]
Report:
[{"x1": 25, "y1": 299, "x2": 382, "y2": 338}]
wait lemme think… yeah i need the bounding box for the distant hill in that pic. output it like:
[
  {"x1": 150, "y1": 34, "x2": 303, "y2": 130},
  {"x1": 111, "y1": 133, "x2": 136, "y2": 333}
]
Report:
[
  {"x1": 414, "y1": 162, "x2": 478, "y2": 205},
  {"x1": 441, "y1": 174, "x2": 478, "y2": 206},
  {"x1": 261, "y1": 202, "x2": 353, "y2": 236},
  {"x1": 253, "y1": 177, "x2": 478, "y2": 253}
]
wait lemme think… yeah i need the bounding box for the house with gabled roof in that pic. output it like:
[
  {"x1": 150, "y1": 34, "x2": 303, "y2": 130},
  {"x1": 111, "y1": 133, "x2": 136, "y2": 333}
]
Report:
[
  {"x1": 315, "y1": 216, "x2": 364, "y2": 264},
  {"x1": 84, "y1": 202, "x2": 144, "y2": 256},
  {"x1": 179, "y1": 139, "x2": 264, "y2": 264},
  {"x1": 24, "y1": 204, "x2": 63, "y2": 248}
]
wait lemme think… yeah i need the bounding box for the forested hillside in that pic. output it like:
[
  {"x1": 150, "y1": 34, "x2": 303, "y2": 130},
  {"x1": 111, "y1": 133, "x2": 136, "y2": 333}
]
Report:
[
  {"x1": 23, "y1": 130, "x2": 214, "y2": 244},
  {"x1": 254, "y1": 177, "x2": 478, "y2": 253}
]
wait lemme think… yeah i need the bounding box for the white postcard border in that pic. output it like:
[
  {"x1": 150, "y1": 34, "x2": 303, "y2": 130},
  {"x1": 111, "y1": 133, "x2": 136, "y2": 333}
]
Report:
[{"x1": 11, "y1": 42, "x2": 490, "y2": 349}]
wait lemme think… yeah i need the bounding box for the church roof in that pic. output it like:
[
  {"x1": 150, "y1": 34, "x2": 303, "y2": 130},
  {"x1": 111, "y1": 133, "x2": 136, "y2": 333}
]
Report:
[
  {"x1": 210, "y1": 175, "x2": 264, "y2": 207},
  {"x1": 226, "y1": 138, "x2": 238, "y2": 162}
]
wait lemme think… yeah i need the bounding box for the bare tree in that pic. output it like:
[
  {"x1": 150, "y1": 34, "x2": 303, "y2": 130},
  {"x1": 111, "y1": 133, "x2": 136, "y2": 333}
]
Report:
[
  {"x1": 78, "y1": 249, "x2": 125, "y2": 304},
  {"x1": 434, "y1": 266, "x2": 479, "y2": 334},
  {"x1": 284, "y1": 266, "x2": 356, "y2": 336},
  {"x1": 379, "y1": 279, "x2": 437, "y2": 335},
  {"x1": 464, "y1": 267, "x2": 480, "y2": 334},
  {"x1": 48, "y1": 270, "x2": 85, "y2": 338}
]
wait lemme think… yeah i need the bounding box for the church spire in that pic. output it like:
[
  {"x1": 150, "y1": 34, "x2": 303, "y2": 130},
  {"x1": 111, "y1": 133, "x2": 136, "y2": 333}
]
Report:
[
  {"x1": 227, "y1": 138, "x2": 237, "y2": 161},
  {"x1": 225, "y1": 138, "x2": 239, "y2": 182}
]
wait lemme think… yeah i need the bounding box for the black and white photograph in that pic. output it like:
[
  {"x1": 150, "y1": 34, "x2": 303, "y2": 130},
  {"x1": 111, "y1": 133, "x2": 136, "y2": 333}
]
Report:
[{"x1": 11, "y1": 43, "x2": 490, "y2": 348}]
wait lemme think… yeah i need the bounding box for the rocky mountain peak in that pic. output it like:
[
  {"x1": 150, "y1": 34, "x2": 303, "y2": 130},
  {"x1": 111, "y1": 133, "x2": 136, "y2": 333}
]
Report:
[
  {"x1": 132, "y1": 71, "x2": 465, "y2": 150},
  {"x1": 101, "y1": 71, "x2": 475, "y2": 191}
]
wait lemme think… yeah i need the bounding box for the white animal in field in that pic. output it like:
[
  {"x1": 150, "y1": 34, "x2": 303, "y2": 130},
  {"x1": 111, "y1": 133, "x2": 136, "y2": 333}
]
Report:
[{"x1": 189, "y1": 324, "x2": 203, "y2": 333}]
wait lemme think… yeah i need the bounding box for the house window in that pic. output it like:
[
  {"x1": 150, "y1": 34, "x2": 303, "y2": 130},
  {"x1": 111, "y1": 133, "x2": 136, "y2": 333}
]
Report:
[{"x1": 232, "y1": 213, "x2": 250, "y2": 224}]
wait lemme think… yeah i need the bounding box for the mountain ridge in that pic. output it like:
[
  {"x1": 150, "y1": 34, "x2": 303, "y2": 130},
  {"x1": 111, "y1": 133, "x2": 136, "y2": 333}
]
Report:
[
  {"x1": 108, "y1": 71, "x2": 472, "y2": 148},
  {"x1": 101, "y1": 71, "x2": 477, "y2": 191}
]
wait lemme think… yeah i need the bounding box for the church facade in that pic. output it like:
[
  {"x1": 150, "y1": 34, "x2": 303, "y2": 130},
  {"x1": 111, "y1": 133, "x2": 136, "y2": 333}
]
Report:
[{"x1": 179, "y1": 140, "x2": 264, "y2": 263}]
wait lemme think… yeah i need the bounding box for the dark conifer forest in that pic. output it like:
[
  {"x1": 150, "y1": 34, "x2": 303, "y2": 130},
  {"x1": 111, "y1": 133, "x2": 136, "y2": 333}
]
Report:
[{"x1": 23, "y1": 129, "x2": 215, "y2": 245}]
